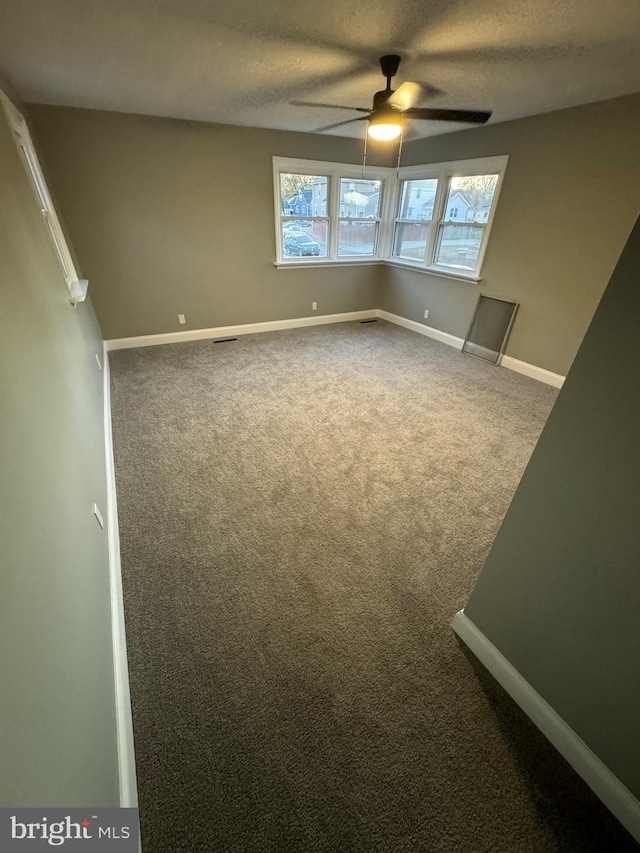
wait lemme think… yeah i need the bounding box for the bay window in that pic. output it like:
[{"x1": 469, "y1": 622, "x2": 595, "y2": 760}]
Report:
[{"x1": 273, "y1": 154, "x2": 507, "y2": 281}]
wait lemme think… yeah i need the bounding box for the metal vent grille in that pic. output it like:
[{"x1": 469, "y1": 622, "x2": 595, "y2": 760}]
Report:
[{"x1": 462, "y1": 295, "x2": 518, "y2": 364}]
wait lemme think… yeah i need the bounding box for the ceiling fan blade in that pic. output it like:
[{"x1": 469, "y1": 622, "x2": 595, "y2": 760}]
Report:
[
  {"x1": 314, "y1": 116, "x2": 369, "y2": 133},
  {"x1": 291, "y1": 101, "x2": 370, "y2": 112},
  {"x1": 208, "y1": 16, "x2": 374, "y2": 66},
  {"x1": 387, "y1": 82, "x2": 422, "y2": 111},
  {"x1": 404, "y1": 108, "x2": 492, "y2": 124},
  {"x1": 233, "y1": 64, "x2": 372, "y2": 111},
  {"x1": 412, "y1": 82, "x2": 445, "y2": 100}
]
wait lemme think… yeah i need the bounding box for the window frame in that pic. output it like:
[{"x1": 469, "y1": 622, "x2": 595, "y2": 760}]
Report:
[
  {"x1": 0, "y1": 90, "x2": 87, "y2": 303},
  {"x1": 392, "y1": 176, "x2": 439, "y2": 265},
  {"x1": 391, "y1": 155, "x2": 508, "y2": 281},
  {"x1": 337, "y1": 176, "x2": 384, "y2": 259},
  {"x1": 280, "y1": 169, "x2": 331, "y2": 260},
  {"x1": 275, "y1": 154, "x2": 508, "y2": 281},
  {"x1": 273, "y1": 157, "x2": 394, "y2": 267},
  {"x1": 273, "y1": 154, "x2": 509, "y2": 283}
]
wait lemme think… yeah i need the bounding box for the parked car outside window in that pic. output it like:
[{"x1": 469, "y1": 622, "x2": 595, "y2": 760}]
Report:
[{"x1": 284, "y1": 233, "x2": 321, "y2": 256}]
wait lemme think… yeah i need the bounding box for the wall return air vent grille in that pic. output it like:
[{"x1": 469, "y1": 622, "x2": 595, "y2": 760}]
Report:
[{"x1": 462, "y1": 295, "x2": 518, "y2": 364}]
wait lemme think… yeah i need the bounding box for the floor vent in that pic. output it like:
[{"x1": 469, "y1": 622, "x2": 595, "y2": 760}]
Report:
[
  {"x1": 360, "y1": 319, "x2": 378, "y2": 324},
  {"x1": 214, "y1": 337, "x2": 238, "y2": 343}
]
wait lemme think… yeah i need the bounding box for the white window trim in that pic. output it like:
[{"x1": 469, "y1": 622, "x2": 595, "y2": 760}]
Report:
[
  {"x1": 381, "y1": 259, "x2": 483, "y2": 284},
  {"x1": 1, "y1": 91, "x2": 88, "y2": 303},
  {"x1": 273, "y1": 154, "x2": 508, "y2": 281}
]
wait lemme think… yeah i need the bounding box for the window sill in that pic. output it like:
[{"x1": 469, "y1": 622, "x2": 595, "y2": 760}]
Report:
[
  {"x1": 274, "y1": 259, "x2": 380, "y2": 270},
  {"x1": 382, "y1": 260, "x2": 481, "y2": 283},
  {"x1": 273, "y1": 257, "x2": 482, "y2": 283}
]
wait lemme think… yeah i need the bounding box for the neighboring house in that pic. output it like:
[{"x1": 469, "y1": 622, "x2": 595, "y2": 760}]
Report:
[
  {"x1": 399, "y1": 186, "x2": 436, "y2": 220},
  {"x1": 398, "y1": 186, "x2": 491, "y2": 223},
  {"x1": 285, "y1": 187, "x2": 313, "y2": 216},
  {"x1": 311, "y1": 179, "x2": 327, "y2": 217},
  {"x1": 446, "y1": 190, "x2": 472, "y2": 221},
  {"x1": 309, "y1": 178, "x2": 380, "y2": 218},
  {"x1": 446, "y1": 190, "x2": 491, "y2": 223},
  {"x1": 339, "y1": 179, "x2": 380, "y2": 218},
  {"x1": 303, "y1": 179, "x2": 492, "y2": 223}
]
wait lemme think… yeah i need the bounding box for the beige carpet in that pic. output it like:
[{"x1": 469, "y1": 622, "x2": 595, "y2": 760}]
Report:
[{"x1": 110, "y1": 319, "x2": 637, "y2": 852}]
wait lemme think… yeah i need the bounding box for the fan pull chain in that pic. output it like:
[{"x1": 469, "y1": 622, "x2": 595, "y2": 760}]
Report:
[
  {"x1": 396, "y1": 126, "x2": 405, "y2": 177},
  {"x1": 361, "y1": 129, "x2": 368, "y2": 178}
]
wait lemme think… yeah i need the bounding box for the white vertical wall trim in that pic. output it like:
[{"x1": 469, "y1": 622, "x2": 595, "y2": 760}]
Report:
[
  {"x1": 452, "y1": 610, "x2": 640, "y2": 843},
  {"x1": 103, "y1": 343, "x2": 138, "y2": 808}
]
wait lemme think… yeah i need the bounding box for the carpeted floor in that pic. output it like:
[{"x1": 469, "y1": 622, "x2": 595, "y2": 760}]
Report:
[{"x1": 110, "y1": 320, "x2": 637, "y2": 852}]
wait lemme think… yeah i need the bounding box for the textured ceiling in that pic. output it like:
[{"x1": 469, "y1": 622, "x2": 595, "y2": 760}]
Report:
[{"x1": 0, "y1": 0, "x2": 639, "y2": 138}]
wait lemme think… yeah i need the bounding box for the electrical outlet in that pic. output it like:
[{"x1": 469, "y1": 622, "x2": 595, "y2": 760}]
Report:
[
  {"x1": 178, "y1": 314, "x2": 186, "y2": 324},
  {"x1": 424, "y1": 309, "x2": 430, "y2": 320},
  {"x1": 312, "y1": 302, "x2": 318, "y2": 311}
]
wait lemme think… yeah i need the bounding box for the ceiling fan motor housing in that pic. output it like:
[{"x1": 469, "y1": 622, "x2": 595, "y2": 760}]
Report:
[
  {"x1": 379, "y1": 54, "x2": 401, "y2": 81},
  {"x1": 373, "y1": 90, "x2": 401, "y2": 111}
]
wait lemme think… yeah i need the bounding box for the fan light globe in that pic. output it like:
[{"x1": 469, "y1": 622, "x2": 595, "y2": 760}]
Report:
[{"x1": 367, "y1": 122, "x2": 402, "y2": 141}]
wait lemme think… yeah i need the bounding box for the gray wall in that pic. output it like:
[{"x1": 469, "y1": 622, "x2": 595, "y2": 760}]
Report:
[
  {"x1": 464, "y1": 216, "x2": 640, "y2": 798},
  {"x1": 28, "y1": 106, "x2": 396, "y2": 340},
  {"x1": 0, "y1": 98, "x2": 119, "y2": 805},
  {"x1": 28, "y1": 96, "x2": 640, "y2": 370},
  {"x1": 381, "y1": 93, "x2": 640, "y2": 376}
]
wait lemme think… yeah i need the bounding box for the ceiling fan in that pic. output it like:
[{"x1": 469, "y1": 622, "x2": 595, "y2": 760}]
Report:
[{"x1": 292, "y1": 55, "x2": 492, "y2": 140}]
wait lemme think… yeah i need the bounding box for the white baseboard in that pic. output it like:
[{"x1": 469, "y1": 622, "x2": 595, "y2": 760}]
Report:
[
  {"x1": 377, "y1": 309, "x2": 465, "y2": 349},
  {"x1": 104, "y1": 307, "x2": 566, "y2": 390},
  {"x1": 103, "y1": 343, "x2": 138, "y2": 807},
  {"x1": 452, "y1": 610, "x2": 640, "y2": 843},
  {"x1": 379, "y1": 310, "x2": 565, "y2": 388},
  {"x1": 499, "y1": 354, "x2": 565, "y2": 388},
  {"x1": 104, "y1": 309, "x2": 377, "y2": 351}
]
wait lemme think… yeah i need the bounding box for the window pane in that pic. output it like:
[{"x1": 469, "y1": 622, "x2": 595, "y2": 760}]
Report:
[
  {"x1": 282, "y1": 220, "x2": 328, "y2": 258},
  {"x1": 443, "y1": 174, "x2": 498, "y2": 223},
  {"x1": 398, "y1": 179, "x2": 437, "y2": 220},
  {"x1": 393, "y1": 222, "x2": 431, "y2": 262},
  {"x1": 339, "y1": 178, "x2": 381, "y2": 219},
  {"x1": 433, "y1": 224, "x2": 484, "y2": 270},
  {"x1": 338, "y1": 221, "x2": 378, "y2": 256},
  {"x1": 280, "y1": 174, "x2": 327, "y2": 217}
]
